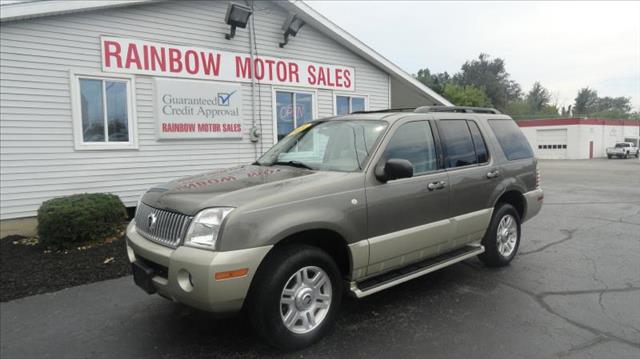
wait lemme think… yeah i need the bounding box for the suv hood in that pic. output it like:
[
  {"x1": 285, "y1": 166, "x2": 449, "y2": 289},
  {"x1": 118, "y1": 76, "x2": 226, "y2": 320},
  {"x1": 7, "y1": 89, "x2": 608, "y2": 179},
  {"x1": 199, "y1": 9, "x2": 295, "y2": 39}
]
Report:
[{"x1": 141, "y1": 165, "x2": 330, "y2": 215}]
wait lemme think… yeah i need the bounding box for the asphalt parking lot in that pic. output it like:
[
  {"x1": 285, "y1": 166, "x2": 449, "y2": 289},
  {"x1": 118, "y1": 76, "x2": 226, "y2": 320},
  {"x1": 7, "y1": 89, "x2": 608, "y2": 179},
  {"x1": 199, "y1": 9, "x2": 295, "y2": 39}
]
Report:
[{"x1": 1, "y1": 159, "x2": 639, "y2": 359}]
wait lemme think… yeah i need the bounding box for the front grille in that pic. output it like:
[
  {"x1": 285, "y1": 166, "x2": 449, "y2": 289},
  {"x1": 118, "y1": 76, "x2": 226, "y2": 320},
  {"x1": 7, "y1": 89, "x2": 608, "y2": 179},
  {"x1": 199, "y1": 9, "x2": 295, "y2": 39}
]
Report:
[{"x1": 134, "y1": 202, "x2": 193, "y2": 248}]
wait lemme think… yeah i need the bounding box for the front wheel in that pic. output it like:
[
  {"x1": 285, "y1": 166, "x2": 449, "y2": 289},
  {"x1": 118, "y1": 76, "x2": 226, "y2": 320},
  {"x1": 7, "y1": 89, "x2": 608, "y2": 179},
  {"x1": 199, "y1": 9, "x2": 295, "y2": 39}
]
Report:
[
  {"x1": 607, "y1": 155, "x2": 612, "y2": 159},
  {"x1": 479, "y1": 203, "x2": 521, "y2": 267},
  {"x1": 246, "y1": 244, "x2": 342, "y2": 350}
]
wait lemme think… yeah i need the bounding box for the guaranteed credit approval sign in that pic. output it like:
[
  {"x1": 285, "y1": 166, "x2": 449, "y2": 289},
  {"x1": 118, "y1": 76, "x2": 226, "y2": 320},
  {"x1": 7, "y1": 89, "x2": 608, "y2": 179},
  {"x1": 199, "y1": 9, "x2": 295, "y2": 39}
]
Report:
[
  {"x1": 155, "y1": 78, "x2": 243, "y2": 139},
  {"x1": 101, "y1": 37, "x2": 355, "y2": 91}
]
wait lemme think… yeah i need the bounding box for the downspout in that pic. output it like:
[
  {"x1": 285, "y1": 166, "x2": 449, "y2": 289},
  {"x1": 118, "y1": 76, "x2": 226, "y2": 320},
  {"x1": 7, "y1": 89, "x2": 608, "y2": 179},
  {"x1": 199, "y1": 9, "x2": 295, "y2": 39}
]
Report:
[{"x1": 248, "y1": 1, "x2": 258, "y2": 158}]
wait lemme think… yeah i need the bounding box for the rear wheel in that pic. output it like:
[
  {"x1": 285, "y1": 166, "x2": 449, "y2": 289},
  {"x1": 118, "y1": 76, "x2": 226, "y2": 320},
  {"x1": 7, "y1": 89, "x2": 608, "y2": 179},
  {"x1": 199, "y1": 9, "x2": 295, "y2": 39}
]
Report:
[
  {"x1": 607, "y1": 155, "x2": 612, "y2": 159},
  {"x1": 246, "y1": 244, "x2": 342, "y2": 350},
  {"x1": 479, "y1": 203, "x2": 521, "y2": 267}
]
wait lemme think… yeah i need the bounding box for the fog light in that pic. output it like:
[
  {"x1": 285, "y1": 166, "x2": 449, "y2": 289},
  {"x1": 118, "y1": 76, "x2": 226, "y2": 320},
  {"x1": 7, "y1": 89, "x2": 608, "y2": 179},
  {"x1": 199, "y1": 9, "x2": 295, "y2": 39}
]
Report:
[{"x1": 177, "y1": 269, "x2": 194, "y2": 292}]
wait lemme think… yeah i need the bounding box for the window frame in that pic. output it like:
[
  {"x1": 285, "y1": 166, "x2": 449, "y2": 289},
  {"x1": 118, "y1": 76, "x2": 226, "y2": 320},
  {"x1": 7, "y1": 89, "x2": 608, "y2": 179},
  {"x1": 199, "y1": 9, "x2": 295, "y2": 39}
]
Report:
[
  {"x1": 70, "y1": 70, "x2": 138, "y2": 150},
  {"x1": 333, "y1": 93, "x2": 369, "y2": 115},
  {"x1": 271, "y1": 87, "x2": 318, "y2": 144},
  {"x1": 435, "y1": 119, "x2": 489, "y2": 170},
  {"x1": 379, "y1": 119, "x2": 442, "y2": 178},
  {"x1": 466, "y1": 120, "x2": 491, "y2": 165}
]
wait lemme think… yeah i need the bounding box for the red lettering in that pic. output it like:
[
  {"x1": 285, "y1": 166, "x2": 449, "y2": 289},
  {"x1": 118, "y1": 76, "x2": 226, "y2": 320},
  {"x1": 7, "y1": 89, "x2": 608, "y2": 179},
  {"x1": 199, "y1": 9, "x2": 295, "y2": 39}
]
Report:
[
  {"x1": 184, "y1": 50, "x2": 199, "y2": 75},
  {"x1": 276, "y1": 61, "x2": 287, "y2": 82},
  {"x1": 317, "y1": 66, "x2": 326, "y2": 86},
  {"x1": 103, "y1": 40, "x2": 122, "y2": 68},
  {"x1": 168, "y1": 48, "x2": 182, "y2": 73},
  {"x1": 254, "y1": 58, "x2": 264, "y2": 80},
  {"x1": 264, "y1": 59, "x2": 275, "y2": 81},
  {"x1": 235, "y1": 56, "x2": 252, "y2": 78},
  {"x1": 325, "y1": 67, "x2": 335, "y2": 87},
  {"x1": 307, "y1": 65, "x2": 316, "y2": 85},
  {"x1": 343, "y1": 69, "x2": 352, "y2": 89},
  {"x1": 142, "y1": 45, "x2": 150, "y2": 70},
  {"x1": 335, "y1": 69, "x2": 343, "y2": 88},
  {"x1": 289, "y1": 63, "x2": 299, "y2": 83},
  {"x1": 201, "y1": 52, "x2": 221, "y2": 76},
  {"x1": 150, "y1": 46, "x2": 165, "y2": 71},
  {"x1": 125, "y1": 43, "x2": 142, "y2": 70}
]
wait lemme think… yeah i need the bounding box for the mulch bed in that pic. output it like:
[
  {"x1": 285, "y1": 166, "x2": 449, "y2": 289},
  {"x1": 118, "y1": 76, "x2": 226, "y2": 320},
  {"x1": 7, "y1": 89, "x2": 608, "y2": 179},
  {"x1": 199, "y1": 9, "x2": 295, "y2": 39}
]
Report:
[{"x1": 0, "y1": 235, "x2": 131, "y2": 302}]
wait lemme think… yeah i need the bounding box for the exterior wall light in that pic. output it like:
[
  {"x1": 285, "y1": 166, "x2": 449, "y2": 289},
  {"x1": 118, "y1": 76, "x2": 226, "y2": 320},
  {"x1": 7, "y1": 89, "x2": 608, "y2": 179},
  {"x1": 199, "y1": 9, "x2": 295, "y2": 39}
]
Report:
[
  {"x1": 224, "y1": 2, "x2": 253, "y2": 40},
  {"x1": 279, "y1": 14, "x2": 305, "y2": 48}
]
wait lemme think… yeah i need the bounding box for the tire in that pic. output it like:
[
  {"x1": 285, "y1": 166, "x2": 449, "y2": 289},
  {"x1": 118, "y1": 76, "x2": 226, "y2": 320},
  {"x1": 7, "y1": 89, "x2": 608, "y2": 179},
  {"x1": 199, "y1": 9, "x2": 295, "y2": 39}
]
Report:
[
  {"x1": 607, "y1": 155, "x2": 612, "y2": 159},
  {"x1": 479, "y1": 203, "x2": 521, "y2": 267},
  {"x1": 624, "y1": 152, "x2": 629, "y2": 159},
  {"x1": 246, "y1": 244, "x2": 343, "y2": 350}
]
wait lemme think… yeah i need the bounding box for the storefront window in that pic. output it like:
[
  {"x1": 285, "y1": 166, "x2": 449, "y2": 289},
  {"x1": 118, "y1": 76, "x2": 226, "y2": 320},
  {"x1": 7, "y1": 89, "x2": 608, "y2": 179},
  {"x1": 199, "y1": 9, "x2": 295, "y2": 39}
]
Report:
[
  {"x1": 73, "y1": 74, "x2": 136, "y2": 150},
  {"x1": 336, "y1": 95, "x2": 367, "y2": 115},
  {"x1": 276, "y1": 90, "x2": 315, "y2": 141}
]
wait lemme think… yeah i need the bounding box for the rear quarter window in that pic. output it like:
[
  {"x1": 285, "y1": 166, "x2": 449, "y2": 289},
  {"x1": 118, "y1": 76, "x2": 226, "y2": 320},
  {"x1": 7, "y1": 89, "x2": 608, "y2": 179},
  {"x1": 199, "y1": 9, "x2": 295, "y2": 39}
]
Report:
[{"x1": 488, "y1": 119, "x2": 533, "y2": 161}]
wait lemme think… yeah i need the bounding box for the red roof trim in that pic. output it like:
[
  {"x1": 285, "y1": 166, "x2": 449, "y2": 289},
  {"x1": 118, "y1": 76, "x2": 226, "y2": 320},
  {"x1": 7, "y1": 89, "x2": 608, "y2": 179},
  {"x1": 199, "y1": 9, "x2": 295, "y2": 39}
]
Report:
[{"x1": 517, "y1": 118, "x2": 640, "y2": 127}]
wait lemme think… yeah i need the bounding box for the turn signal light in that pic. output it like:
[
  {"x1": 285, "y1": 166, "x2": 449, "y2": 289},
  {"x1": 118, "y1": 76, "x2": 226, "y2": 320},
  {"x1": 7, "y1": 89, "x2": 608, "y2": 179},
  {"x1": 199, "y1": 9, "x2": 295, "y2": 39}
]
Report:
[{"x1": 215, "y1": 268, "x2": 249, "y2": 280}]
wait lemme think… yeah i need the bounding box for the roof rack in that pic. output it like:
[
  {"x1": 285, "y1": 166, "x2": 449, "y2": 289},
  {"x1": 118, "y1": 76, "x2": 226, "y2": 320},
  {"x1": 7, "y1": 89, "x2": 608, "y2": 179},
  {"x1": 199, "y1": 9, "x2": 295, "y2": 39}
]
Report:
[
  {"x1": 414, "y1": 106, "x2": 502, "y2": 114},
  {"x1": 352, "y1": 106, "x2": 501, "y2": 115},
  {"x1": 351, "y1": 108, "x2": 417, "y2": 114}
]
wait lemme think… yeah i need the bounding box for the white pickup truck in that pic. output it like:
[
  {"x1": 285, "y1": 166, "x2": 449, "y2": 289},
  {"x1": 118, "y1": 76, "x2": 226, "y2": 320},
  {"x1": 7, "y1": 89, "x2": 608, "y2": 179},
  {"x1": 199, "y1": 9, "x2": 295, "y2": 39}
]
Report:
[{"x1": 606, "y1": 142, "x2": 639, "y2": 159}]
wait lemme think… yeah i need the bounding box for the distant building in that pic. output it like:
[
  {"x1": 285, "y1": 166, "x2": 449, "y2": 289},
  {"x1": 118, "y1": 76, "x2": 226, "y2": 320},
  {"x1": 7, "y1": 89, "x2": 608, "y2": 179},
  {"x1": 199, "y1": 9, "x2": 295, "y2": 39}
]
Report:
[{"x1": 518, "y1": 118, "x2": 640, "y2": 159}]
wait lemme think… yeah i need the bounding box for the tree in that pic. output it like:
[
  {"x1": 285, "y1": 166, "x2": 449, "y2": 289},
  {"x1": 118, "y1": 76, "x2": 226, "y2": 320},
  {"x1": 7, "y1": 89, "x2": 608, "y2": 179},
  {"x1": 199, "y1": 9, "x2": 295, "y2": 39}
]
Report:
[
  {"x1": 574, "y1": 87, "x2": 599, "y2": 115},
  {"x1": 574, "y1": 87, "x2": 632, "y2": 118},
  {"x1": 526, "y1": 81, "x2": 551, "y2": 112},
  {"x1": 441, "y1": 83, "x2": 492, "y2": 107},
  {"x1": 453, "y1": 53, "x2": 521, "y2": 110},
  {"x1": 415, "y1": 68, "x2": 452, "y2": 95}
]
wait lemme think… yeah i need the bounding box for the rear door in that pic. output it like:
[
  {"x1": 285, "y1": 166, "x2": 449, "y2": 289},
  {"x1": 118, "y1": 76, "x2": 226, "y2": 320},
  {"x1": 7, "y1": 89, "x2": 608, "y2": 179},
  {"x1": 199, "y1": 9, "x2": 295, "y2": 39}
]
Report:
[
  {"x1": 365, "y1": 118, "x2": 451, "y2": 276},
  {"x1": 435, "y1": 116, "x2": 497, "y2": 247}
]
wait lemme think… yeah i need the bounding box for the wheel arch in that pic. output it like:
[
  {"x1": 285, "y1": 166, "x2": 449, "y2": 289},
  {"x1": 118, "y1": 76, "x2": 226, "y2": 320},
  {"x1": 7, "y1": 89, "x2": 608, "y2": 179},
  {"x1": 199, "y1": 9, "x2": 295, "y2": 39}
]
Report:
[{"x1": 493, "y1": 189, "x2": 526, "y2": 220}]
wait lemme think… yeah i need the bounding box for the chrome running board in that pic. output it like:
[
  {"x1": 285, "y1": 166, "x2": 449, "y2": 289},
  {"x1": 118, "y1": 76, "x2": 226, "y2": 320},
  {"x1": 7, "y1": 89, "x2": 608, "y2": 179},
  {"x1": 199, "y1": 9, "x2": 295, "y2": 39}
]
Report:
[{"x1": 350, "y1": 244, "x2": 484, "y2": 298}]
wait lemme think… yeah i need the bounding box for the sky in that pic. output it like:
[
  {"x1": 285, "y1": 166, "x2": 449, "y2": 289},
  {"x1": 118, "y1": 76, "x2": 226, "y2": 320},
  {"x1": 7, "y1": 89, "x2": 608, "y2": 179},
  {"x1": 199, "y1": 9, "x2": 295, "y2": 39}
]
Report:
[{"x1": 308, "y1": 1, "x2": 640, "y2": 111}]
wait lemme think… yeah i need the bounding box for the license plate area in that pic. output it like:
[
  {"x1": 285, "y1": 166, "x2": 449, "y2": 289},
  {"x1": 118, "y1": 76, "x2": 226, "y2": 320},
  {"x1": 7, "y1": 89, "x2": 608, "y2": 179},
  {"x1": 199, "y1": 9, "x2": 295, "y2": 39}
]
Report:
[{"x1": 132, "y1": 260, "x2": 156, "y2": 294}]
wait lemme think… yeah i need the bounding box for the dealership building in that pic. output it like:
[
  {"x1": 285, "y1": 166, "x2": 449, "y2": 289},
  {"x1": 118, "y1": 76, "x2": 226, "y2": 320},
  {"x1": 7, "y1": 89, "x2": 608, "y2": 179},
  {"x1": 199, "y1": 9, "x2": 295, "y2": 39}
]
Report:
[
  {"x1": 518, "y1": 118, "x2": 640, "y2": 160},
  {"x1": 0, "y1": 0, "x2": 451, "y2": 230}
]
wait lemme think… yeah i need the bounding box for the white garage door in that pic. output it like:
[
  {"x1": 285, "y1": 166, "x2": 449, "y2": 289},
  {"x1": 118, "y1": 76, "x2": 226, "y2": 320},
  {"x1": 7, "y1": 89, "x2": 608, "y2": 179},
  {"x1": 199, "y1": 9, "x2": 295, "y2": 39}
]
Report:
[{"x1": 536, "y1": 129, "x2": 568, "y2": 159}]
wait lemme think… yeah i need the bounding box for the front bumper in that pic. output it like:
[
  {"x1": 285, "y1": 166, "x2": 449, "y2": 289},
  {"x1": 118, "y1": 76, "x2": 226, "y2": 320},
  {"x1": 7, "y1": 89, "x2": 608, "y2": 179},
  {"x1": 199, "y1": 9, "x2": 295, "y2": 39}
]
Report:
[
  {"x1": 522, "y1": 188, "x2": 544, "y2": 223},
  {"x1": 125, "y1": 222, "x2": 272, "y2": 313}
]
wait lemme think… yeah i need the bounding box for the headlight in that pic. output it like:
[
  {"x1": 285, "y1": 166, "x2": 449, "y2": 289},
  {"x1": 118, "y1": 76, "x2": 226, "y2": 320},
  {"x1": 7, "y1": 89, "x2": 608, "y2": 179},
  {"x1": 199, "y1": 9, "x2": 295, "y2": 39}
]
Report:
[{"x1": 184, "y1": 208, "x2": 234, "y2": 250}]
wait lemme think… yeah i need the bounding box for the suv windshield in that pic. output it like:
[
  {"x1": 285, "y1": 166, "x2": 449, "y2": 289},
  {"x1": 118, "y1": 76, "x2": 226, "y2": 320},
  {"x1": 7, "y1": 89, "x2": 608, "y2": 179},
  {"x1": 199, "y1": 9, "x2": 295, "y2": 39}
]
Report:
[
  {"x1": 615, "y1": 143, "x2": 630, "y2": 148},
  {"x1": 257, "y1": 120, "x2": 387, "y2": 172}
]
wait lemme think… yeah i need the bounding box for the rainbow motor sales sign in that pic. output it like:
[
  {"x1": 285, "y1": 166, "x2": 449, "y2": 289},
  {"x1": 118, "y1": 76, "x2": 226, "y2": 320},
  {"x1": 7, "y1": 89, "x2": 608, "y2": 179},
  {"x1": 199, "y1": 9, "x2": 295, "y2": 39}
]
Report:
[
  {"x1": 154, "y1": 78, "x2": 243, "y2": 139},
  {"x1": 101, "y1": 37, "x2": 356, "y2": 91}
]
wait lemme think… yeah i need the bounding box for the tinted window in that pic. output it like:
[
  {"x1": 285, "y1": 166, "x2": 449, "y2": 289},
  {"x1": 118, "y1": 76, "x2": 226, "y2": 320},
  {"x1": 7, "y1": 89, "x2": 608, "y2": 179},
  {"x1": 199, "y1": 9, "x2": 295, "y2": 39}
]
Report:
[
  {"x1": 488, "y1": 119, "x2": 533, "y2": 160},
  {"x1": 383, "y1": 121, "x2": 437, "y2": 175},
  {"x1": 468, "y1": 121, "x2": 489, "y2": 163},
  {"x1": 438, "y1": 120, "x2": 477, "y2": 168}
]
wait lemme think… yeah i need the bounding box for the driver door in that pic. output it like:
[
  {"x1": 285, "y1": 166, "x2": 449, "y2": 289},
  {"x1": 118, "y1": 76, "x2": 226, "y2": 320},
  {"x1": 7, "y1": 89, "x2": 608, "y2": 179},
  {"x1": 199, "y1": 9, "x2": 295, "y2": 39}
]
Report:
[{"x1": 365, "y1": 119, "x2": 451, "y2": 276}]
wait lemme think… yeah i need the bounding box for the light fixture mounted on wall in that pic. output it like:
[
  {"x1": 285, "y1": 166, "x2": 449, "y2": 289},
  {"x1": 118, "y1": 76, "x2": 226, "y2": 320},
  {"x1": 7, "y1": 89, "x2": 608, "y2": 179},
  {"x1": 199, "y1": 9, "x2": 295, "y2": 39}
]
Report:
[
  {"x1": 279, "y1": 13, "x2": 305, "y2": 48},
  {"x1": 224, "y1": 2, "x2": 253, "y2": 40}
]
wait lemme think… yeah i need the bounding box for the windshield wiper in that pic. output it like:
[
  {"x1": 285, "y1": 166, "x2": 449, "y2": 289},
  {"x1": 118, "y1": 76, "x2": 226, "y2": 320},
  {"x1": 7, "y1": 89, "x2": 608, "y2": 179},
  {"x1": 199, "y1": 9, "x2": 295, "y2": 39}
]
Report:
[{"x1": 271, "y1": 160, "x2": 314, "y2": 170}]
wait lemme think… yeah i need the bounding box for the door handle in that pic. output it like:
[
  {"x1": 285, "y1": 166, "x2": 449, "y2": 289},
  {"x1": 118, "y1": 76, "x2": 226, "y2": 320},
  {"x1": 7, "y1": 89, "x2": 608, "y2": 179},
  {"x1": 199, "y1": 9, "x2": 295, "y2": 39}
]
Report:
[
  {"x1": 427, "y1": 181, "x2": 447, "y2": 190},
  {"x1": 486, "y1": 170, "x2": 500, "y2": 179}
]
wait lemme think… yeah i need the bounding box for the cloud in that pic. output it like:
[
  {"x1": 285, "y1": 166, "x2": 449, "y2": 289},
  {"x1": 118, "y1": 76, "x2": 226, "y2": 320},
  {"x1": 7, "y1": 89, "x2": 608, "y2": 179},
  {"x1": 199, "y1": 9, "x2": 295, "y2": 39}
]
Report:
[{"x1": 308, "y1": 1, "x2": 640, "y2": 110}]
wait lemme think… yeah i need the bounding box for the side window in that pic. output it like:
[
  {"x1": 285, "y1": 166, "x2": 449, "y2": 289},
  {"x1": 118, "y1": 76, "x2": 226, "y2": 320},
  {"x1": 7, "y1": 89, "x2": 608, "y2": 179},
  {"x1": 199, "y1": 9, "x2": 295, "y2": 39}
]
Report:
[
  {"x1": 488, "y1": 119, "x2": 533, "y2": 160},
  {"x1": 438, "y1": 120, "x2": 477, "y2": 168},
  {"x1": 468, "y1": 121, "x2": 489, "y2": 163},
  {"x1": 383, "y1": 121, "x2": 437, "y2": 175}
]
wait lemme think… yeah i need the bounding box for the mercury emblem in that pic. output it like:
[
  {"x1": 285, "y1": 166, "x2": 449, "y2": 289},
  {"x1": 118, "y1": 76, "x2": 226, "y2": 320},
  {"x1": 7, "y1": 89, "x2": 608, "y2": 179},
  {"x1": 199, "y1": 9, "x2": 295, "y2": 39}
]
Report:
[{"x1": 147, "y1": 213, "x2": 158, "y2": 230}]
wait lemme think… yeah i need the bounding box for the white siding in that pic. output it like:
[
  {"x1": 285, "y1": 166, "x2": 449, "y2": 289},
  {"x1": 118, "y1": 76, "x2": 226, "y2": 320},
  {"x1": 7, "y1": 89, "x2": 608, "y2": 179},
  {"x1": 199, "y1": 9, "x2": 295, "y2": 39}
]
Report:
[{"x1": 0, "y1": 0, "x2": 390, "y2": 219}]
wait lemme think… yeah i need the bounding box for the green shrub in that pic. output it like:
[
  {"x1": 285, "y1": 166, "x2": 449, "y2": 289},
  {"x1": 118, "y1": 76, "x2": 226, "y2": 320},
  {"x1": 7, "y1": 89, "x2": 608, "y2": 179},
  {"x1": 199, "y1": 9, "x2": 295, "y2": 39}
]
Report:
[{"x1": 38, "y1": 193, "x2": 127, "y2": 249}]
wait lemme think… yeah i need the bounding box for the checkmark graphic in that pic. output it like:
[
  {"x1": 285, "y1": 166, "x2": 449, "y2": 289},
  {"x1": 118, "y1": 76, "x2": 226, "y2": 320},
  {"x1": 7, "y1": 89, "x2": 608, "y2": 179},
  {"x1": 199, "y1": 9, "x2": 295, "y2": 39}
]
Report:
[{"x1": 218, "y1": 91, "x2": 236, "y2": 106}]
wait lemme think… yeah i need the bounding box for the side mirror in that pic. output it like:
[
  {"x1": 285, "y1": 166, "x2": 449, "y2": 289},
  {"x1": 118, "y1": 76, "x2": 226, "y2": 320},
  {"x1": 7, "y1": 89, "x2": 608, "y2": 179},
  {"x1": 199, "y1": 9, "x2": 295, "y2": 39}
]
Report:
[{"x1": 375, "y1": 158, "x2": 413, "y2": 182}]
